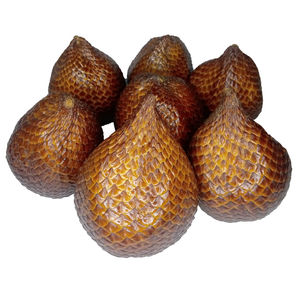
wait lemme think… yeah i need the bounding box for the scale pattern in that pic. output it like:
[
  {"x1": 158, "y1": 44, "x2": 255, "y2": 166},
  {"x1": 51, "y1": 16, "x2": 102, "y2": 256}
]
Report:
[
  {"x1": 75, "y1": 95, "x2": 199, "y2": 257},
  {"x1": 49, "y1": 36, "x2": 125, "y2": 125},
  {"x1": 127, "y1": 35, "x2": 192, "y2": 81},
  {"x1": 115, "y1": 74, "x2": 207, "y2": 147},
  {"x1": 189, "y1": 92, "x2": 291, "y2": 222},
  {"x1": 189, "y1": 44, "x2": 262, "y2": 119},
  {"x1": 6, "y1": 93, "x2": 103, "y2": 198}
]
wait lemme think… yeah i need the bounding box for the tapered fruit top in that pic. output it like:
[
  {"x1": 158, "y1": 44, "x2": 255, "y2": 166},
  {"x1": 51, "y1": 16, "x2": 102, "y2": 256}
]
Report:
[
  {"x1": 189, "y1": 89, "x2": 291, "y2": 222},
  {"x1": 6, "y1": 93, "x2": 103, "y2": 198},
  {"x1": 189, "y1": 44, "x2": 262, "y2": 119},
  {"x1": 127, "y1": 35, "x2": 193, "y2": 81},
  {"x1": 49, "y1": 36, "x2": 125, "y2": 125},
  {"x1": 75, "y1": 95, "x2": 199, "y2": 257},
  {"x1": 115, "y1": 74, "x2": 207, "y2": 147}
]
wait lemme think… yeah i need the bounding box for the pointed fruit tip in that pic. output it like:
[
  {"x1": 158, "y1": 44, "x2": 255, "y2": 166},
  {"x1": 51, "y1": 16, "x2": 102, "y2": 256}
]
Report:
[
  {"x1": 70, "y1": 35, "x2": 88, "y2": 47},
  {"x1": 73, "y1": 35, "x2": 84, "y2": 41},
  {"x1": 138, "y1": 93, "x2": 157, "y2": 112},
  {"x1": 130, "y1": 93, "x2": 159, "y2": 126},
  {"x1": 64, "y1": 96, "x2": 75, "y2": 109},
  {"x1": 224, "y1": 44, "x2": 242, "y2": 55},
  {"x1": 222, "y1": 88, "x2": 240, "y2": 108},
  {"x1": 230, "y1": 43, "x2": 240, "y2": 49}
]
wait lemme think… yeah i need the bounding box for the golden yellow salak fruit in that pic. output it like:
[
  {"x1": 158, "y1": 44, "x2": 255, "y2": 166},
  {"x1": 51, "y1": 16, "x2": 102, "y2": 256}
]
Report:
[
  {"x1": 189, "y1": 89, "x2": 291, "y2": 222},
  {"x1": 75, "y1": 95, "x2": 199, "y2": 257}
]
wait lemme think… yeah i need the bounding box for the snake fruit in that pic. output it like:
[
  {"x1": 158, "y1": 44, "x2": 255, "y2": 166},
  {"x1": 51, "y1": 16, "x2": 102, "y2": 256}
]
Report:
[
  {"x1": 127, "y1": 35, "x2": 192, "y2": 81},
  {"x1": 49, "y1": 36, "x2": 125, "y2": 125},
  {"x1": 6, "y1": 93, "x2": 103, "y2": 198},
  {"x1": 115, "y1": 74, "x2": 207, "y2": 147},
  {"x1": 75, "y1": 95, "x2": 199, "y2": 257},
  {"x1": 189, "y1": 44, "x2": 262, "y2": 119},
  {"x1": 189, "y1": 90, "x2": 291, "y2": 222}
]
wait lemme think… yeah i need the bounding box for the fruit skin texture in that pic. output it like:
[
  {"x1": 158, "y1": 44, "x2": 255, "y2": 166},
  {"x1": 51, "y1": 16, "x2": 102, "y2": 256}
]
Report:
[
  {"x1": 189, "y1": 91, "x2": 291, "y2": 222},
  {"x1": 49, "y1": 36, "x2": 125, "y2": 125},
  {"x1": 115, "y1": 74, "x2": 207, "y2": 147},
  {"x1": 6, "y1": 93, "x2": 103, "y2": 198},
  {"x1": 75, "y1": 95, "x2": 199, "y2": 257},
  {"x1": 127, "y1": 35, "x2": 193, "y2": 81},
  {"x1": 189, "y1": 44, "x2": 262, "y2": 119}
]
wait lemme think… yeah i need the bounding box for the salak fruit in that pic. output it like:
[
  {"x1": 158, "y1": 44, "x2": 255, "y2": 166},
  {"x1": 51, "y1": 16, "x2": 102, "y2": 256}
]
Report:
[
  {"x1": 189, "y1": 89, "x2": 291, "y2": 222},
  {"x1": 115, "y1": 74, "x2": 207, "y2": 147},
  {"x1": 127, "y1": 35, "x2": 192, "y2": 81},
  {"x1": 6, "y1": 93, "x2": 103, "y2": 198},
  {"x1": 49, "y1": 36, "x2": 125, "y2": 125},
  {"x1": 75, "y1": 95, "x2": 199, "y2": 257},
  {"x1": 189, "y1": 44, "x2": 262, "y2": 119}
]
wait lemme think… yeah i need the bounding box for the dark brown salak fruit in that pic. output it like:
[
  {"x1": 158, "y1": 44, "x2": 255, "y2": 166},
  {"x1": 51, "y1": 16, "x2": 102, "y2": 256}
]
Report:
[
  {"x1": 75, "y1": 95, "x2": 199, "y2": 257},
  {"x1": 115, "y1": 74, "x2": 207, "y2": 147},
  {"x1": 189, "y1": 89, "x2": 291, "y2": 222},
  {"x1": 6, "y1": 93, "x2": 103, "y2": 198},
  {"x1": 127, "y1": 35, "x2": 193, "y2": 81},
  {"x1": 189, "y1": 44, "x2": 262, "y2": 119},
  {"x1": 49, "y1": 36, "x2": 125, "y2": 125}
]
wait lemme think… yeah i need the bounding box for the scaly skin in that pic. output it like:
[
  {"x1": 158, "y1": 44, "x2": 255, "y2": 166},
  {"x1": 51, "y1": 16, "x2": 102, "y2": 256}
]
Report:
[
  {"x1": 75, "y1": 95, "x2": 199, "y2": 257},
  {"x1": 189, "y1": 44, "x2": 262, "y2": 119},
  {"x1": 115, "y1": 74, "x2": 207, "y2": 147},
  {"x1": 6, "y1": 93, "x2": 103, "y2": 198},
  {"x1": 189, "y1": 90, "x2": 291, "y2": 222},
  {"x1": 127, "y1": 35, "x2": 192, "y2": 81},
  {"x1": 49, "y1": 36, "x2": 125, "y2": 125}
]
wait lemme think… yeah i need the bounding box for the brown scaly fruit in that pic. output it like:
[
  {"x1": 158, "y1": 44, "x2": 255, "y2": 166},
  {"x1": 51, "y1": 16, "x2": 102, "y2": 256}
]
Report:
[
  {"x1": 75, "y1": 95, "x2": 199, "y2": 257},
  {"x1": 127, "y1": 35, "x2": 192, "y2": 81},
  {"x1": 189, "y1": 44, "x2": 262, "y2": 119},
  {"x1": 115, "y1": 74, "x2": 207, "y2": 147},
  {"x1": 6, "y1": 93, "x2": 103, "y2": 198},
  {"x1": 49, "y1": 36, "x2": 125, "y2": 125},
  {"x1": 189, "y1": 89, "x2": 291, "y2": 222}
]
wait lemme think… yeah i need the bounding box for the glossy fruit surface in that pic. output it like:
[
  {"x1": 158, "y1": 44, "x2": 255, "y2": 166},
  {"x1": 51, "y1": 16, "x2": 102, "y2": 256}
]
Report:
[
  {"x1": 189, "y1": 90, "x2": 291, "y2": 222},
  {"x1": 127, "y1": 35, "x2": 192, "y2": 81},
  {"x1": 115, "y1": 74, "x2": 207, "y2": 147},
  {"x1": 75, "y1": 95, "x2": 199, "y2": 257},
  {"x1": 6, "y1": 93, "x2": 103, "y2": 198},
  {"x1": 189, "y1": 44, "x2": 262, "y2": 119},
  {"x1": 49, "y1": 36, "x2": 125, "y2": 125}
]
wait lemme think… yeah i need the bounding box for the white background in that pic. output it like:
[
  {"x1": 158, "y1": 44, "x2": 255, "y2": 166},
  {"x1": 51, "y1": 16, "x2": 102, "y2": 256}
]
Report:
[{"x1": 1, "y1": 1, "x2": 299, "y2": 282}]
